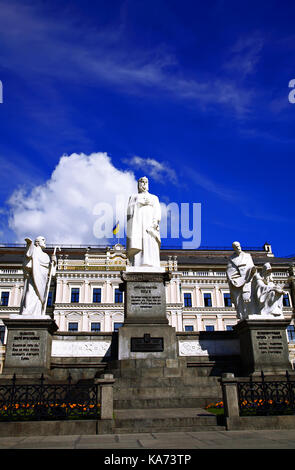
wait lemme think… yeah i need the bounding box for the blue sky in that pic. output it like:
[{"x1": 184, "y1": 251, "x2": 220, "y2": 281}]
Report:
[{"x1": 0, "y1": 0, "x2": 294, "y2": 256}]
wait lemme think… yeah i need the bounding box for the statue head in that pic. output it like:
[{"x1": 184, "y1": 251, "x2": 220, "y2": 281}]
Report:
[
  {"x1": 34, "y1": 236, "x2": 46, "y2": 248},
  {"x1": 232, "y1": 241, "x2": 242, "y2": 254},
  {"x1": 262, "y1": 262, "x2": 272, "y2": 279},
  {"x1": 138, "y1": 176, "x2": 149, "y2": 193}
]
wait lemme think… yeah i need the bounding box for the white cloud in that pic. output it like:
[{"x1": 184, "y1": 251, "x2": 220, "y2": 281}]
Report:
[
  {"x1": 0, "y1": 0, "x2": 254, "y2": 115},
  {"x1": 223, "y1": 34, "x2": 264, "y2": 77},
  {"x1": 124, "y1": 156, "x2": 178, "y2": 183},
  {"x1": 8, "y1": 152, "x2": 137, "y2": 244}
]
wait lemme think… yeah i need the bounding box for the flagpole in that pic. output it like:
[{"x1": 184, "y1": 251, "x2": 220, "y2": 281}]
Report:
[{"x1": 112, "y1": 220, "x2": 120, "y2": 246}]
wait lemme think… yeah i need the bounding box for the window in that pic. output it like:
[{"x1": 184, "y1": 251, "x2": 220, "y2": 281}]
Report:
[
  {"x1": 1, "y1": 291, "x2": 9, "y2": 306},
  {"x1": 287, "y1": 325, "x2": 295, "y2": 342},
  {"x1": 91, "y1": 322, "x2": 101, "y2": 332},
  {"x1": 0, "y1": 326, "x2": 5, "y2": 344},
  {"x1": 93, "y1": 288, "x2": 101, "y2": 303},
  {"x1": 204, "y1": 293, "x2": 212, "y2": 307},
  {"x1": 283, "y1": 294, "x2": 291, "y2": 307},
  {"x1": 205, "y1": 325, "x2": 215, "y2": 331},
  {"x1": 71, "y1": 288, "x2": 80, "y2": 303},
  {"x1": 226, "y1": 325, "x2": 233, "y2": 331},
  {"x1": 184, "y1": 293, "x2": 192, "y2": 307},
  {"x1": 114, "y1": 288, "x2": 123, "y2": 304},
  {"x1": 185, "y1": 325, "x2": 194, "y2": 332},
  {"x1": 223, "y1": 293, "x2": 232, "y2": 307},
  {"x1": 68, "y1": 322, "x2": 78, "y2": 332},
  {"x1": 114, "y1": 322, "x2": 123, "y2": 331},
  {"x1": 47, "y1": 291, "x2": 53, "y2": 307}
]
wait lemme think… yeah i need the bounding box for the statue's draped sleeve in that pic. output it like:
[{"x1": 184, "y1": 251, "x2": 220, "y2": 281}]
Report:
[
  {"x1": 33, "y1": 247, "x2": 50, "y2": 303},
  {"x1": 23, "y1": 244, "x2": 50, "y2": 304},
  {"x1": 126, "y1": 194, "x2": 142, "y2": 258},
  {"x1": 227, "y1": 254, "x2": 254, "y2": 288},
  {"x1": 126, "y1": 193, "x2": 161, "y2": 259}
]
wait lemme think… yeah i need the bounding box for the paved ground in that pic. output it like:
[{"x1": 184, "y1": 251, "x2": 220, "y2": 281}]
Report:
[{"x1": 0, "y1": 429, "x2": 295, "y2": 449}]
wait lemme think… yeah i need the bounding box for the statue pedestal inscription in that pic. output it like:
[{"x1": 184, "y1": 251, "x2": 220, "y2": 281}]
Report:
[
  {"x1": 118, "y1": 271, "x2": 177, "y2": 360},
  {"x1": 2, "y1": 317, "x2": 58, "y2": 378},
  {"x1": 234, "y1": 318, "x2": 292, "y2": 375}
]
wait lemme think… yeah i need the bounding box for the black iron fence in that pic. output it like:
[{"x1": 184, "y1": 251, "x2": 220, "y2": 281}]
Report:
[
  {"x1": 237, "y1": 371, "x2": 295, "y2": 416},
  {"x1": 0, "y1": 374, "x2": 100, "y2": 421}
]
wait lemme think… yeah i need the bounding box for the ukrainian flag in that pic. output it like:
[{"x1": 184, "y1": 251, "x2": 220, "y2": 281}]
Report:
[{"x1": 112, "y1": 221, "x2": 120, "y2": 235}]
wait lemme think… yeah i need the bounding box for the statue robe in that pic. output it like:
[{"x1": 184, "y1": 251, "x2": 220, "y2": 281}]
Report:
[
  {"x1": 20, "y1": 243, "x2": 51, "y2": 316},
  {"x1": 126, "y1": 191, "x2": 161, "y2": 267},
  {"x1": 226, "y1": 251, "x2": 256, "y2": 319},
  {"x1": 254, "y1": 275, "x2": 284, "y2": 317}
]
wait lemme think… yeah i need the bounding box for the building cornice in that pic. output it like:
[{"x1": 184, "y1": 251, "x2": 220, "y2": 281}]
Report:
[{"x1": 54, "y1": 303, "x2": 124, "y2": 310}]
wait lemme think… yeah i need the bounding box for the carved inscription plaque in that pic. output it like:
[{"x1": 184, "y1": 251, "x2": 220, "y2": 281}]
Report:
[
  {"x1": 131, "y1": 334, "x2": 164, "y2": 352},
  {"x1": 255, "y1": 330, "x2": 284, "y2": 356},
  {"x1": 130, "y1": 285, "x2": 162, "y2": 309},
  {"x1": 11, "y1": 330, "x2": 41, "y2": 362}
]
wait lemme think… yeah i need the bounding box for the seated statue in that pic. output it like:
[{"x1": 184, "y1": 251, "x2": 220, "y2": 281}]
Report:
[{"x1": 254, "y1": 262, "x2": 285, "y2": 317}]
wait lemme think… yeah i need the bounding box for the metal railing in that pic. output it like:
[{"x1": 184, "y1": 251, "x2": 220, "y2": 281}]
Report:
[
  {"x1": 0, "y1": 374, "x2": 100, "y2": 421},
  {"x1": 237, "y1": 371, "x2": 295, "y2": 416}
]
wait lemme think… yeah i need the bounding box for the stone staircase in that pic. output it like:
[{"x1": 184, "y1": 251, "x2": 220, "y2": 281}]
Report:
[
  {"x1": 105, "y1": 358, "x2": 226, "y2": 433},
  {"x1": 113, "y1": 407, "x2": 224, "y2": 434}
]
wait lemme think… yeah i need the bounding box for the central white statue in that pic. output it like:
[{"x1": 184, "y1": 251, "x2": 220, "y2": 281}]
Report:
[
  {"x1": 19, "y1": 236, "x2": 57, "y2": 317},
  {"x1": 126, "y1": 176, "x2": 161, "y2": 268}
]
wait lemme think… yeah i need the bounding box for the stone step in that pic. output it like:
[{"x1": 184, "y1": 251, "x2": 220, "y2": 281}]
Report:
[
  {"x1": 113, "y1": 385, "x2": 221, "y2": 395},
  {"x1": 99, "y1": 371, "x2": 222, "y2": 398},
  {"x1": 106, "y1": 359, "x2": 229, "y2": 379},
  {"x1": 113, "y1": 385, "x2": 222, "y2": 400},
  {"x1": 114, "y1": 424, "x2": 225, "y2": 433},
  {"x1": 114, "y1": 396, "x2": 220, "y2": 409},
  {"x1": 112, "y1": 375, "x2": 220, "y2": 387},
  {"x1": 109, "y1": 366, "x2": 220, "y2": 379},
  {"x1": 113, "y1": 407, "x2": 225, "y2": 433}
]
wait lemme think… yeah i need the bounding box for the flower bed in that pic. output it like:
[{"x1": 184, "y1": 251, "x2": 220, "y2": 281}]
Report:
[
  {"x1": 239, "y1": 399, "x2": 295, "y2": 416},
  {"x1": 0, "y1": 402, "x2": 101, "y2": 421},
  {"x1": 205, "y1": 401, "x2": 224, "y2": 415},
  {"x1": 205, "y1": 399, "x2": 295, "y2": 416}
]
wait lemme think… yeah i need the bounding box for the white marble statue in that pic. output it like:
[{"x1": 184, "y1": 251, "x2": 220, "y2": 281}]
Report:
[
  {"x1": 126, "y1": 176, "x2": 161, "y2": 268},
  {"x1": 253, "y1": 262, "x2": 285, "y2": 317},
  {"x1": 19, "y1": 236, "x2": 57, "y2": 317},
  {"x1": 226, "y1": 241, "x2": 257, "y2": 319}
]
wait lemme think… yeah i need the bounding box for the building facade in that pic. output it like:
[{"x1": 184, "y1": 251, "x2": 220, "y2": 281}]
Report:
[{"x1": 0, "y1": 242, "x2": 294, "y2": 371}]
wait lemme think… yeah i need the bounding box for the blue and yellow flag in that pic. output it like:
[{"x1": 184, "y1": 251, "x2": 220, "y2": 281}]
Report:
[{"x1": 112, "y1": 221, "x2": 120, "y2": 235}]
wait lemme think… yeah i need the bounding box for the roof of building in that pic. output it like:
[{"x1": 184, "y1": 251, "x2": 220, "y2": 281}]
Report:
[{"x1": 0, "y1": 244, "x2": 293, "y2": 268}]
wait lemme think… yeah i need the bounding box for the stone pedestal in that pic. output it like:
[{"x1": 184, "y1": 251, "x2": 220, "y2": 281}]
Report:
[
  {"x1": 234, "y1": 318, "x2": 292, "y2": 376},
  {"x1": 118, "y1": 271, "x2": 177, "y2": 360},
  {"x1": 2, "y1": 316, "x2": 58, "y2": 379}
]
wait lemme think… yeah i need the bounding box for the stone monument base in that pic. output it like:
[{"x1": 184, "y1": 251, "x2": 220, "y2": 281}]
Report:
[
  {"x1": 234, "y1": 318, "x2": 292, "y2": 376},
  {"x1": 118, "y1": 323, "x2": 177, "y2": 360},
  {"x1": 2, "y1": 316, "x2": 58, "y2": 380},
  {"x1": 118, "y1": 270, "x2": 177, "y2": 360}
]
